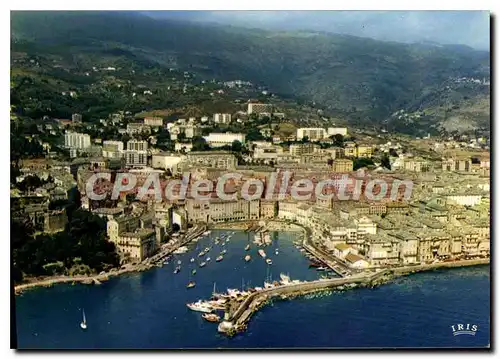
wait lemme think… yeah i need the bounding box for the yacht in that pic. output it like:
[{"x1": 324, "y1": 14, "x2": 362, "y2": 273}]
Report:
[
  {"x1": 266, "y1": 258, "x2": 273, "y2": 265},
  {"x1": 186, "y1": 281, "x2": 196, "y2": 289},
  {"x1": 80, "y1": 309, "x2": 87, "y2": 330},
  {"x1": 199, "y1": 262, "x2": 206, "y2": 268},
  {"x1": 258, "y1": 249, "x2": 266, "y2": 258},
  {"x1": 216, "y1": 255, "x2": 224, "y2": 262},
  {"x1": 245, "y1": 255, "x2": 251, "y2": 262},
  {"x1": 186, "y1": 301, "x2": 213, "y2": 313},
  {"x1": 206, "y1": 257, "x2": 211, "y2": 262},
  {"x1": 245, "y1": 244, "x2": 250, "y2": 251}
]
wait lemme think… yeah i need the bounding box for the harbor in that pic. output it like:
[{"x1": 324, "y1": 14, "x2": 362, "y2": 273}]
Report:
[{"x1": 14, "y1": 227, "x2": 490, "y2": 349}]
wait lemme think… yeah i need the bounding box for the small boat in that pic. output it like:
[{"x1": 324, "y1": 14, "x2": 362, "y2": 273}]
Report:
[
  {"x1": 192, "y1": 269, "x2": 197, "y2": 275},
  {"x1": 309, "y1": 262, "x2": 321, "y2": 268},
  {"x1": 187, "y1": 281, "x2": 196, "y2": 289},
  {"x1": 174, "y1": 266, "x2": 181, "y2": 274},
  {"x1": 202, "y1": 313, "x2": 221, "y2": 323},
  {"x1": 187, "y1": 301, "x2": 213, "y2": 313},
  {"x1": 80, "y1": 309, "x2": 87, "y2": 330},
  {"x1": 190, "y1": 258, "x2": 195, "y2": 263},
  {"x1": 199, "y1": 262, "x2": 206, "y2": 268},
  {"x1": 221, "y1": 242, "x2": 225, "y2": 246},
  {"x1": 177, "y1": 260, "x2": 182, "y2": 265},
  {"x1": 245, "y1": 255, "x2": 251, "y2": 262},
  {"x1": 275, "y1": 249, "x2": 279, "y2": 255},
  {"x1": 198, "y1": 252, "x2": 205, "y2": 257},
  {"x1": 266, "y1": 258, "x2": 273, "y2": 265},
  {"x1": 206, "y1": 257, "x2": 211, "y2": 262},
  {"x1": 258, "y1": 249, "x2": 266, "y2": 258},
  {"x1": 316, "y1": 266, "x2": 327, "y2": 271},
  {"x1": 216, "y1": 255, "x2": 224, "y2": 262},
  {"x1": 245, "y1": 244, "x2": 250, "y2": 251}
]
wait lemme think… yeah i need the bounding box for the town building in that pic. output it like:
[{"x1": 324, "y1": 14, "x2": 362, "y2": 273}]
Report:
[
  {"x1": 125, "y1": 140, "x2": 148, "y2": 167},
  {"x1": 247, "y1": 103, "x2": 273, "y2": 115},
  {"x1": 289, "y1": 143, "x2": 320, "y2": 156},
  {"x1": 327, "y1": 127, "x2": 348, "y2": 136},
  {"x1": 144, "y1": 117, "x2": 163, "y2": 127},
  {"x1": 72, "y1": 113, "x2": 82, "y2": 123},
  {"x1": 151, "y1": 153, "x2": 183, "y2": 172},
  {"x1": 64, "y1": 132, "x2": 91, "y2": 149},
  {"x1": 296, "y1": 128, "x2": 326, "y2": 141},
  {"x1": 214, "y1": 113, "x2": 232, "y2": 124},
  {"x1": 185, "y1": 151, "x2": 237, "y2": 170},
  {"x1": 204, "y1": 132, "x2": 246, "y2": 147},
  {"x1": 332, "y1": 159, "x2": 353, "y2": 172},
  {"x1": 102, "y1": 140, "x2": 124, "y2": 159}
]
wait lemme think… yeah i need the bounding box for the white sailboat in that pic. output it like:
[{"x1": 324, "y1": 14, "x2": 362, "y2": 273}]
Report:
[{"x1": 80, "y1": 309, "x2": 87, "y2": 330}]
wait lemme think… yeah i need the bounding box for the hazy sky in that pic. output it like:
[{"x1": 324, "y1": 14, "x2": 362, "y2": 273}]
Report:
[{"x1": 145, "y1": 11, "x2": 490, "y2": 50}]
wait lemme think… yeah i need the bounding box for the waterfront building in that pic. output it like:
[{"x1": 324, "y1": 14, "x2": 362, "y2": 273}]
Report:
[
  {"x1": 208, "y1": 199, "x2": 260, "y2": 222},
  {"x1": 344, "y1": 253, "x2": 370, "y2": 269},
  {"x1": 260, "y1": 200, "x2": 277, "y2": 219}
]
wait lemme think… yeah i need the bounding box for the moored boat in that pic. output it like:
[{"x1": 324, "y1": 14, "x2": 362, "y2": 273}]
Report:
[
  {"x1": 258, "y1": 249, "x2": 266, "y2": 258},
  {"x1": 216, "y1": 255, "x2": 224, "y2": 262},
  {"x1": 186, "y1": 301, "x2": 213, "y2": 313},
  {"x1": 192, "y1": 269, "x2": 197, "y2": 275},
  {"x1": 266, "y1": 258, "x2": 273, "y2": 265},
  {"x1": 174, "y1": 266, "x2": 181, "y2": 274},
  {"x1": 199, "y1": 262, "x2": 206, "y2": 268},
  {"x1": 190, "y1": 258, "x2": 195, "y2": 263},
  {"x1": 186, "y1": 281, "x2": 196, "y2": 289},
  {"x1": 245, "y1": 244, "x2": 250, "y2": 251},
  {"x1": 221, "y1": 249, "x2": 227, "y2": 255},
  {"x1": 245, "y1": 255, "x2": 251, "y2": 262},
  {"x1": 202, "y1": 313, "x2": 220, "y2": 323},
  {"x1": 206, "y1": 257, "x2": 211, "y2": 262}
]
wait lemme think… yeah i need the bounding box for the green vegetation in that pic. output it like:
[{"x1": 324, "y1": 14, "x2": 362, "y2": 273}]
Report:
[
  {"x1": 12, "y1": 209, "x2": 120, "y2": 283},
  {"x1": 10, "y1": 11, "x2": 490, "y2": 134}
]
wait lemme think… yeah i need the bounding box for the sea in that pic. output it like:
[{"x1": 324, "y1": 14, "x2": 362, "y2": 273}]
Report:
[{"x1": 14, "y1": 230, "x2": 490, "y2": 349}]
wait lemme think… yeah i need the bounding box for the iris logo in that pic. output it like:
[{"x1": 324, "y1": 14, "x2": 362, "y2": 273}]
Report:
[{"x1": 451, "y1": 324, "x2": 478, "y2": 336}]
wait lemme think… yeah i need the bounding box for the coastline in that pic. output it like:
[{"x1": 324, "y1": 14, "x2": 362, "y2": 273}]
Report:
[{"x1": 217, "y1": 258, "x2": 490, "y2": 336}]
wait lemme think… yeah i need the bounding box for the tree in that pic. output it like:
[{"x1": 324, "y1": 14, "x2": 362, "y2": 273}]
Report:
[
  {"x1": 330, "y1": 134, "x2": 344, "y2": 147},
  {"x1": 381, "y1": 155, "x2": 391, "y2": 170},
  {"x1": 301, "y1": 136, "x2": 309, "y2": 143},
  {"x1": 231, "y1": 140, "x2": 243, "y2": 153},
  {"x1": 177, "y1": 132, "x2": 186, "y2": 142},
  {"x1": 192, "y1": 136, "x2": 210, "y2": 151},
  {"x1": 353, "y1": 157, "x2": 374, "y2": 170}
]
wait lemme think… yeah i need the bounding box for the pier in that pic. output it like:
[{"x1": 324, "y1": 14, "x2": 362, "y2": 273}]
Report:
[
  {"x1": 217, "y1": 258, "x2": 489, "y2": 336},
  {"x1": 147, "y1": 225, "x2": 207, "y2": 265}
]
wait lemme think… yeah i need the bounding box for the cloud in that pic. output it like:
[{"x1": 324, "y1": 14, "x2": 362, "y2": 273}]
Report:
[{"x1": 147, "y1": 10, "x2": 490, "y2": 50}]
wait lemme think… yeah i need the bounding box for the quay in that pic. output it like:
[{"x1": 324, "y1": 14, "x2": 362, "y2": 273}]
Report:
[
  {"x1": 146, "y1": 224, "x2": 207, "y2": 265},
  {"x1": 15, "y1": 224, "x2": 207, "y2": 294},
  {"x1": 217, "y1": 258, "x2": 489, "y2": 336}
]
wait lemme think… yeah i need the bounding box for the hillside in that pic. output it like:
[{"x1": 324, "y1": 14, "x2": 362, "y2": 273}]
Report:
[{"x1": 11, "y1": 11, "x2": 490, "y2": 133}]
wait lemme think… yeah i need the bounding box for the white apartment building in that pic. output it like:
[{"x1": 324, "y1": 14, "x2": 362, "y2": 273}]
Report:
[
  {"x1": 102, "y1": 140, "x2": 124, "y2": 159},
  {"x1": 64, "y1": 132, "x2": 91, "y2": 149},
  {"x1": 204, "y1": 132, "x2": 246, "y2": 147},
  {"x1": 296, "y1": 128, "x2": 327, "y2": 141},
  {"x1": 214, "y1": 113, "x2": 232, "y2": 124},
  {"x1": 125, "y1": 140, "x2": 148, "y2": 167},
  {"x1": 327, "y1": 127, "x2": 348, "y2": 136},
  {"x1": 151, "y1": 153, "x2": 184, "y2": 172}
]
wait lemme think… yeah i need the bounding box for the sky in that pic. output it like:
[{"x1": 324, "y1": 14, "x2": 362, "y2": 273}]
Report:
[{"x1": 144, "y1": 11, "x2": 490, "y2": 50}]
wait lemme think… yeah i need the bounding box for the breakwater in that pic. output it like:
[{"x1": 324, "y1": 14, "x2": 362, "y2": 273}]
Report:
[{"x1": 218, "y1": 258, "x2": 489, "y2": 336}]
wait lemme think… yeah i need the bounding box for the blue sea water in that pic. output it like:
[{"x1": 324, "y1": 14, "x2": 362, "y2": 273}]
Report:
[{"x1": 14, "y1": 230, "x2": 490, "y2": 349}]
